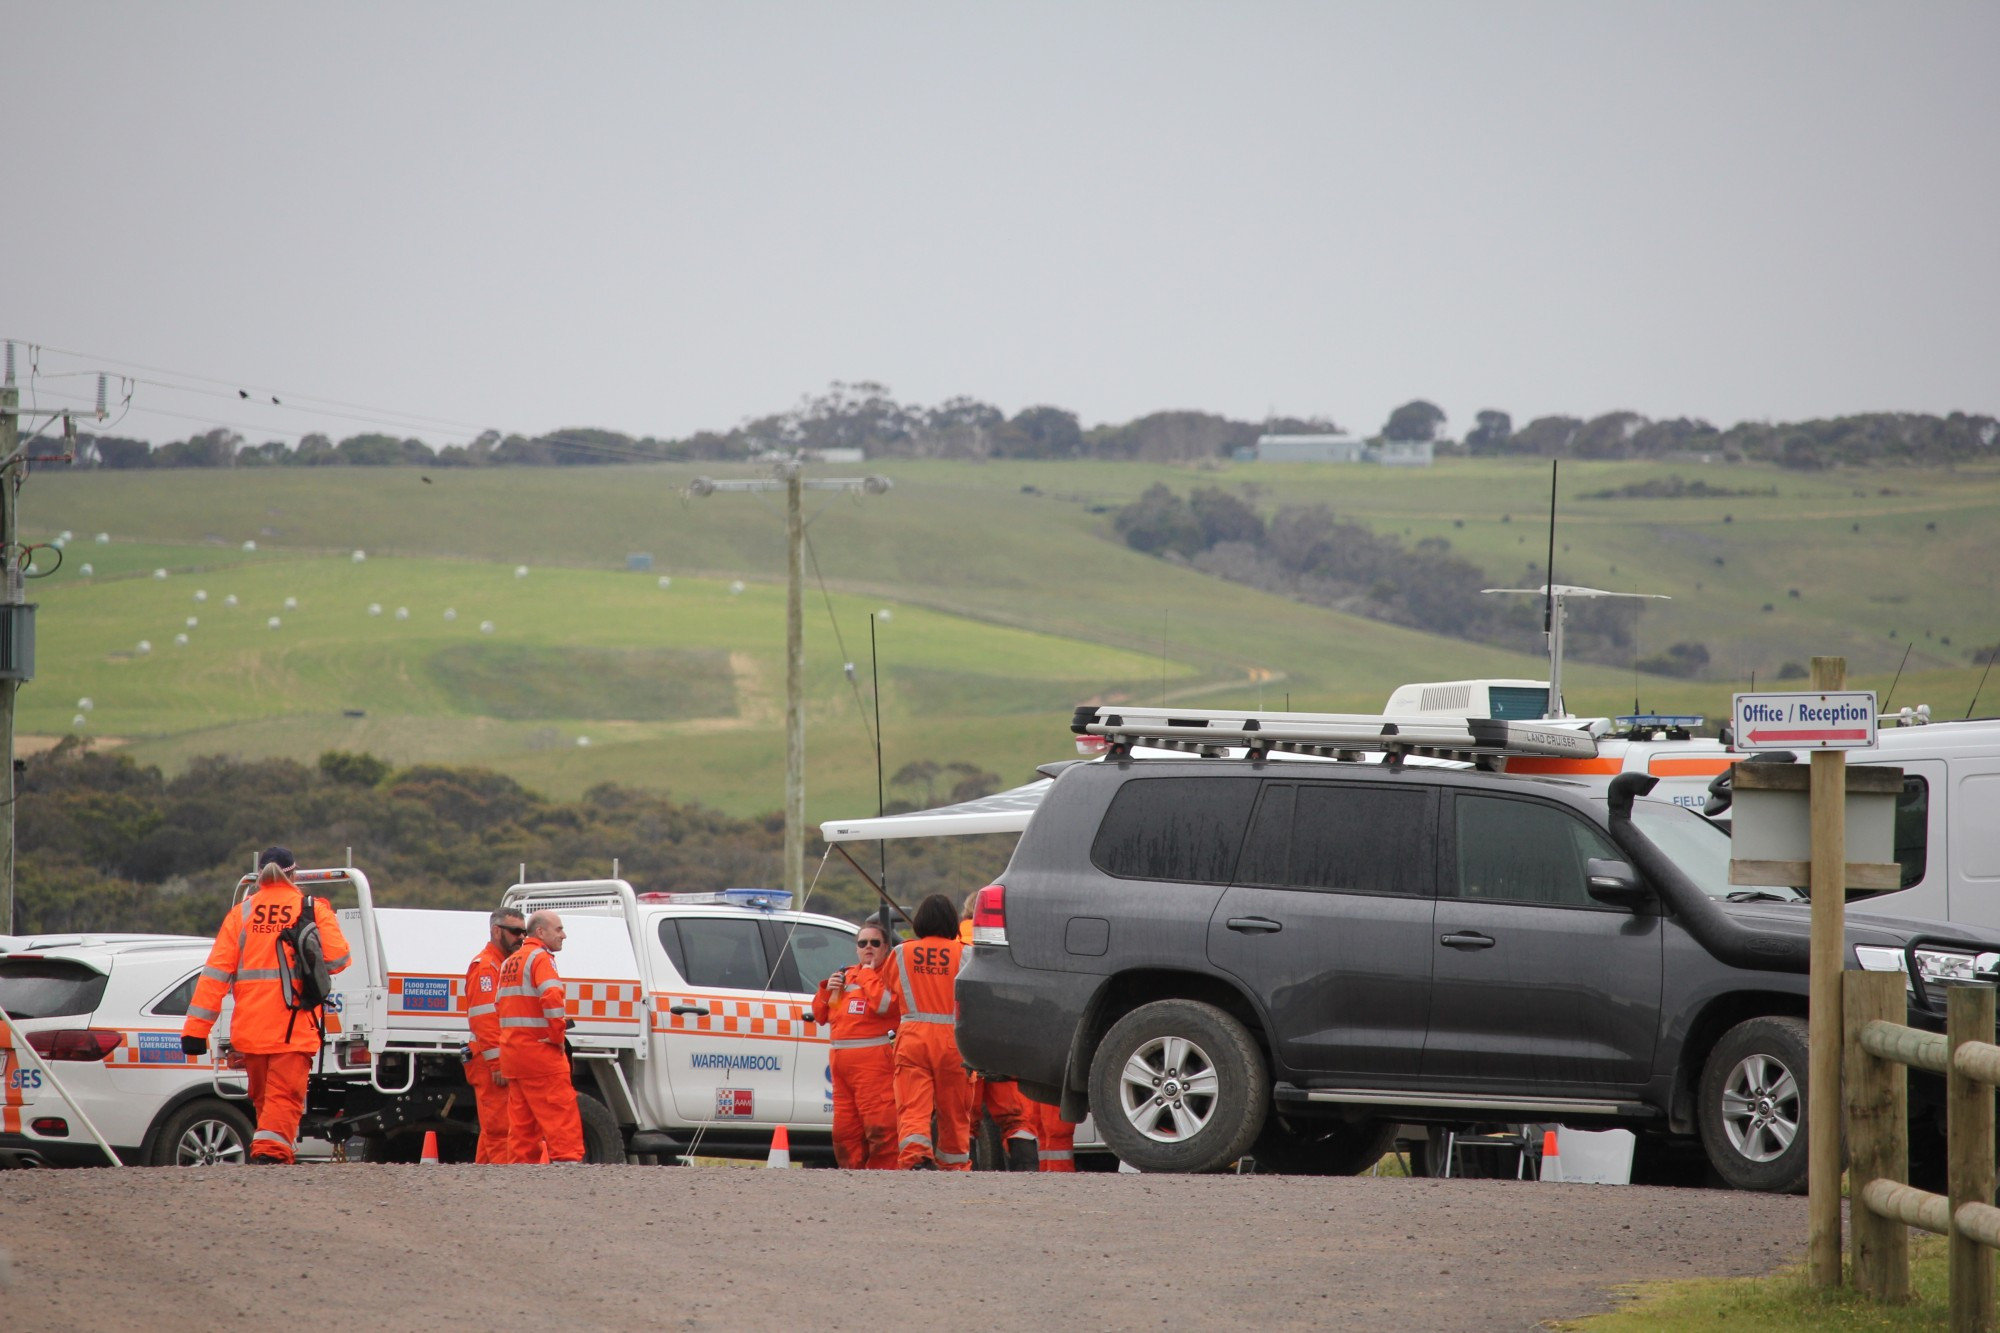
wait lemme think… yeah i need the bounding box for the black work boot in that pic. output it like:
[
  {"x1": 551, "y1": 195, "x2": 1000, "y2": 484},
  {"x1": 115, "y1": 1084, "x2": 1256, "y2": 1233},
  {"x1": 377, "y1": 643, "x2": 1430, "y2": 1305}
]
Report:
[
  {"x1": 909, "y1": 1157, "x2": 938, "y2": 1171},
  {"x1": 1005, "y1": 1137, "x2": 1041, "y2": 1172}
]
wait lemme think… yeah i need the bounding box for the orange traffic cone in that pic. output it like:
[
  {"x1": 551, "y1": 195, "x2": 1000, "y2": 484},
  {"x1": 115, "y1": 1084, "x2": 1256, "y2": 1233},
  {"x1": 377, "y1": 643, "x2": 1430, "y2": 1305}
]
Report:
[
  {"x1": 538, "y1": 1142, "x2": 551, "y2": 1164},
  {"x1": 420, "y1": 1130, "x2": 440, "y2": 1165},
  {"x1": 766, "y1": 1125, "x2": 792, "y2": 1169},
  {"x1": 1539, "y1": 1129, "x2": 1562, "y2": 1183}
]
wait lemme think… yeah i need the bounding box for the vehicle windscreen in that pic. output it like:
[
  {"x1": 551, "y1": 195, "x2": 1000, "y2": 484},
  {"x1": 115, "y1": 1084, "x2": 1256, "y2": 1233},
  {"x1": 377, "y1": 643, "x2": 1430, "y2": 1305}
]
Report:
[
  {"x1": 0, "y1": 959, "x2": 111, "y2": 1019},
  {"x1": 1606, "y1": 799, "x2": 1804, "y2": 902}
]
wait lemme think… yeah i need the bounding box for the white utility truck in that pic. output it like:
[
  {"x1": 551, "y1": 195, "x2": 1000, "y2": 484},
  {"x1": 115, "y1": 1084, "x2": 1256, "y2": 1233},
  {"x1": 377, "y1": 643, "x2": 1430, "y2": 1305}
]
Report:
[{"x1": 291, "y1": 868, "x2": 858, "y2": 1163}]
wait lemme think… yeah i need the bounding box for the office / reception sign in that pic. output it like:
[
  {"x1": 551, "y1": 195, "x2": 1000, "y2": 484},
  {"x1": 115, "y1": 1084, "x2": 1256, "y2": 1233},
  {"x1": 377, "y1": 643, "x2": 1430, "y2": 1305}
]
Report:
[{"x1": 1732, "y1": 691, "x2": 1878, "y2": 751}]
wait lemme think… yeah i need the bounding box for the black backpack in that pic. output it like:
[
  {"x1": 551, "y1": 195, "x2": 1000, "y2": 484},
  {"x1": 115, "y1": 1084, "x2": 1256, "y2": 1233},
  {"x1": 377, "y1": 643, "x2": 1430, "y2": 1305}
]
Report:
[{"x1": 276, "y1": 894, "x2": 332, "y2": 1043}]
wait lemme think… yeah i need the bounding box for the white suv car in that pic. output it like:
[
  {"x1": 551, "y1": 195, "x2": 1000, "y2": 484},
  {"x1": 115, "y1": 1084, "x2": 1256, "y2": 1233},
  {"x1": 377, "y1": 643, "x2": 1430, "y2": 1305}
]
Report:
[{"x1": 0, "y1": 934, "x2": 258, "y2": 1167}]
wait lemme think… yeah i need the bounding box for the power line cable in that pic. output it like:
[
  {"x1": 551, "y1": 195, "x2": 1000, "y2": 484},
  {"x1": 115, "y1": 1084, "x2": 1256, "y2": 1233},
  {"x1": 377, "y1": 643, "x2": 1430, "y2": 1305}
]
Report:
[
  {"x1": 803, "y1": 526, "x2": 879, "y2": 751},
  {"x1": 6, "y1": 337, "x2": 492, "y2": 434}
]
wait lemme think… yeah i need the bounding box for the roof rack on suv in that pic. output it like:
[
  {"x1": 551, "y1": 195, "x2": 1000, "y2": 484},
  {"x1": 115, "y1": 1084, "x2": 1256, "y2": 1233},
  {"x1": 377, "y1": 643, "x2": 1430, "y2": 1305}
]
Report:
[{"x1": 1071, "y1": 704, "x2": 1599, "y2": 763}]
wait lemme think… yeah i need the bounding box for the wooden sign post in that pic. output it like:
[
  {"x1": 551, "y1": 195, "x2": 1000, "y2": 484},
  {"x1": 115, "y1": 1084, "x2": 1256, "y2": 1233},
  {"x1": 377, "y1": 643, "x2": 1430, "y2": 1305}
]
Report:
[
  {"x1": 1731, "y1": 656, "x2": 1882, "y2": 1288},
  {"x1": 1807, "y1": 657, "x2": 1849, "y2": 1286}
]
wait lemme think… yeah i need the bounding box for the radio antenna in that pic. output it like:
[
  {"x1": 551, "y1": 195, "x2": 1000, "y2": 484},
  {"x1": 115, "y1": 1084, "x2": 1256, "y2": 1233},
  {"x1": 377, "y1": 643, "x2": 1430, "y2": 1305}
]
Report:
[
  {"x1": 1544, "y1": 460, "x2": 1559, "y2": 643},
  {"x1": 1969, "y1": 640, "x2": 1997, "y2": 719},
  {"x1": 871, "y1": 612, "x2": 890, "y2": 935},
  {"x1": 1881, "y1": 642, "x2": 1913, "y2": 716}
]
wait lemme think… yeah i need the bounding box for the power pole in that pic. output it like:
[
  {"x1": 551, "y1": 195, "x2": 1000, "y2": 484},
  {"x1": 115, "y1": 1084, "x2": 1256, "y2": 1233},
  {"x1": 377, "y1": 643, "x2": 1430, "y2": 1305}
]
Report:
[
  {"x1": 0, "y1": 342, "x2": 98, "y2": 933},
  {"x1": 0, "y1": 347, "x2": 15, "y2": 936},
  {"x1": 691, "y1": 460, "x2": 890, "y2": 899}
]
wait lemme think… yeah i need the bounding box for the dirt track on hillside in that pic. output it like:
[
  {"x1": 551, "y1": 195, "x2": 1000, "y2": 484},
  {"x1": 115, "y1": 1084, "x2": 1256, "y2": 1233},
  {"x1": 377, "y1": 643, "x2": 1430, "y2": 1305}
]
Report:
[{"x1": 2, "y1": 1166, "x2": 1806, "y2": 1332}]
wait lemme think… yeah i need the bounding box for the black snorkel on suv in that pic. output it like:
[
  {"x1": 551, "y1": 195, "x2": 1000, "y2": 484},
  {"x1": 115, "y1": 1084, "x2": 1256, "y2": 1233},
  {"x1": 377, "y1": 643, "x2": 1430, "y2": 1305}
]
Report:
[{"x1": 1605, "y1": 771, "x2": 1810, "y2": 974}]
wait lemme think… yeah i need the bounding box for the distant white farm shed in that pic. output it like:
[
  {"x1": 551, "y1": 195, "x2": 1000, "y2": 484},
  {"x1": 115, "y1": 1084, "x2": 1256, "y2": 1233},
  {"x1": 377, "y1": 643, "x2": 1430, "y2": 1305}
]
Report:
[
  {"x1": 1252, "y1": 433, "x2": 1366, "y2": 463},
  {"x1": 1244, "y1": 433, "x2": 1434, "y2": 466}
]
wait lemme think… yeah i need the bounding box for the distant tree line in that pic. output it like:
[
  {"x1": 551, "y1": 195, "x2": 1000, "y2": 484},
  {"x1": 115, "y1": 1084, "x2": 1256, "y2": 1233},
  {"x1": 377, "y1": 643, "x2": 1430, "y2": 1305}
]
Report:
[
  {"x1": 17, "y1": 741, "x2": 1013, "y2": 936},
  {"x1": 70, "y1": 382, "x2": 1997, "y2": 472},
  {"x1": 1109, "y1": 483, "x2": 1643, "y2": 667}
]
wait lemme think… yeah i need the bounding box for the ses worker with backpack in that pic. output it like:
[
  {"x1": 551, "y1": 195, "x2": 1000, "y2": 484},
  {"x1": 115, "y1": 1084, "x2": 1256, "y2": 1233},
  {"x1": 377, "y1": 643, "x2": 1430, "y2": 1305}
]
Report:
[{"x1": 181, "y1": 847, "x2": 352, "y2": 1165}]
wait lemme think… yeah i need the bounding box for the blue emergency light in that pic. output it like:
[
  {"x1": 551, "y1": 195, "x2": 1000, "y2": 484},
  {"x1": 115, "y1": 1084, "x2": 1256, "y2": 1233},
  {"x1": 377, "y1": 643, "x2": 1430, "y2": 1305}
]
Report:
[
  {"x1": 1616, "y1": 714, "x2": 1706, "y2": 731},
  {"x1": 642, "y1": 888, "x2": 795, "y2": 911}
]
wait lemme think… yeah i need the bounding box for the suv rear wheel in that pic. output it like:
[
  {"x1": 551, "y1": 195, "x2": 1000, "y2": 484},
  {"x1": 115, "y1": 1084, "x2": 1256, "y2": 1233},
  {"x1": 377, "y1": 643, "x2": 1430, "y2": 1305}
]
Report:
[
  {"x1": 150, "y1": 1098, "x2": 253, "y2": 1167},
  {"x1": 1089, "y1": 999, "x2": 1267, "y2": 1173},
  {"x1": 1698, "y1": 1016, "x2": 1809, "y2": 1193}
]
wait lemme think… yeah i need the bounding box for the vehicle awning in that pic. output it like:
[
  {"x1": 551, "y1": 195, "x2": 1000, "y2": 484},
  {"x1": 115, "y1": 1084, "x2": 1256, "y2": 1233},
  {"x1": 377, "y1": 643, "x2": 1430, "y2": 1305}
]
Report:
[{"x1": 820, "y1": 779, "x2": 1051, "y2": 843}]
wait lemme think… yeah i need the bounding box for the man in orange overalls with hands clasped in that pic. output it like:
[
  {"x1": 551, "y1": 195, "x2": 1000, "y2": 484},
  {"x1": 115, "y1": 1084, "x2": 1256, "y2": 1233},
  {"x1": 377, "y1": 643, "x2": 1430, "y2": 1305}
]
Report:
[
  {"x1": 813, "y1": 916, "x2": 899, "y2": 1169},
  {"x1": 462, "y1": 907, "x2": 526, "y2": 1163},
  {"x1": 876, "y1": 893, "x2": 976, "y2": 1169},
  {"x1": 497, "y1": 911, "x2": 584, "y2": 1163},
  {"x1": 182, "y1": 847, "x2": 352, "y2": 1164}
]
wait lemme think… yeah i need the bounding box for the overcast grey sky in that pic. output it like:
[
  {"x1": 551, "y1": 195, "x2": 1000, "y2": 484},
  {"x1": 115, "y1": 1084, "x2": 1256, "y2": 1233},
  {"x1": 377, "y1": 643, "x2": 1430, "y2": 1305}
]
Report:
[{"x1": 7, "y1": 2, "x2": 1995, "y2": 448}]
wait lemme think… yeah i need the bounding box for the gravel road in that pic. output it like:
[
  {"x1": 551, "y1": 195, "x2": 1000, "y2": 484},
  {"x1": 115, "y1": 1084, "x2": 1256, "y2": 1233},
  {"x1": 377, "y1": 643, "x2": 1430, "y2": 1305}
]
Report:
[{"x1": 2, "y1": 1166, "x2": 1805, "y2": 1332}]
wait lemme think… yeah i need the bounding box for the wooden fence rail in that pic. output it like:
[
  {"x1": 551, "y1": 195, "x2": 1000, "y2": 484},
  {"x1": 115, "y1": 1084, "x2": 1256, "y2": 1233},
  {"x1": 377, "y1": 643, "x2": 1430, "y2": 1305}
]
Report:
[{"x1": 1845, "y1": 971, "x2": 1998, "y2": 1331}]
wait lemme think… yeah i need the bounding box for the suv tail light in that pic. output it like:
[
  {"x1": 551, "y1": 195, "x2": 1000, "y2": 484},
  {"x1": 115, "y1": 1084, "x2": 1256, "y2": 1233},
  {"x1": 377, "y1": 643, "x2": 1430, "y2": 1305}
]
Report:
[
  {"x1": 31, "y1": 1117, "x2": 70, "y2": 1137},
  {"x1": 26, "y1": 1029, "x2": 123, "y2": 1061},
  {"x1": 971, "y1": 884, "x2": 1007, "y2": 946}
]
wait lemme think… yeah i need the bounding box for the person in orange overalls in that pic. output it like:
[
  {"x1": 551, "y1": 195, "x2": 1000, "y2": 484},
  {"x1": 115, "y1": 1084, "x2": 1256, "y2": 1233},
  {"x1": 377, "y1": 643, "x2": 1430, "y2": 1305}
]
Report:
[
  {"x1": 182, "y1": 847, "x2": 353, "y2": 1164},
  {"x1": 876, "y1": 893, "x2": 977, "y2": 1170},
  {"x1": 1022, "y1": 1097, "x2": 1078, "y2": 1172},
  {"x1": 811, "y1": 917, "x2": 899, "y2": 1169},
  {"x1": 497, "y1": 911, "x2": 584, "y2": 1163},
  {"x1": 461, "y1": 907, "x2": 525, "y2": 1164},
  {"x1": 959, "y1": 897, "x2": 1039, "y2": 1171}
]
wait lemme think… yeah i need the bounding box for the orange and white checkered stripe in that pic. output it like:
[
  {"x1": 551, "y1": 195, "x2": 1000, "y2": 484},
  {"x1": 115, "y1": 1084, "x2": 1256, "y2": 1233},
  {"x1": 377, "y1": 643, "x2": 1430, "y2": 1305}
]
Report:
[
  {"x1": 652, "y1": 993, "x2": 826, "y2": 1045},
  {"x1": 390, "y1": 971, "x2": 641, "y2": 1027},
  {"x1": 570, "y1": 981, "x2": 644, "y2": 1026}
]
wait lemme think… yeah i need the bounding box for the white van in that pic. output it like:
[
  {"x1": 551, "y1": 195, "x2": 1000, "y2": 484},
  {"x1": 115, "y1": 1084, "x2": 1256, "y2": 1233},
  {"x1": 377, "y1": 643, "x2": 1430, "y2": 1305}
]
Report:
[
  {"x1": 1794, "y1": 718, "x2": 2000, "y2": 928},
  {"x1": 1394, "y1": 678, "x2": 2000, "y2": 930}
]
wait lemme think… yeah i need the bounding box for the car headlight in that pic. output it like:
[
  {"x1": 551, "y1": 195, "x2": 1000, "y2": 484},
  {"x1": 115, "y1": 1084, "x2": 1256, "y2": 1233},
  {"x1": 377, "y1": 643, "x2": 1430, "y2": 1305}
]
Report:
[
  {"x1": 1855, "y1": 946, "x2": 1909, "y2": 977},
  {"x1": 1858, "y1": 945, "x2": 2000, "y2": 1002},
  {"x1": 1913, "y1": 948, "x2": 2000, "y2": 986}
]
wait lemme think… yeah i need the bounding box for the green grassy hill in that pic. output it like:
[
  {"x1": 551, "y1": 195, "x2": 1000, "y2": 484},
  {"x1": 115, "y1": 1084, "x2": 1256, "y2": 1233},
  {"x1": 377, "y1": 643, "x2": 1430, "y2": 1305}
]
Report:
[{"x1": 25, "y1": 458, "x2": 2000, "y2": 817}]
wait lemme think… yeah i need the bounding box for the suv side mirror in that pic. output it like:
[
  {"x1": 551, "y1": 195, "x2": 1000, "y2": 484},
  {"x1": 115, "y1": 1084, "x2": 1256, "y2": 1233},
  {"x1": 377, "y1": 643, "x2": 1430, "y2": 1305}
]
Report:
[{"x1": 1585, "y1": 858, "x2": 1650, "y2": 909}]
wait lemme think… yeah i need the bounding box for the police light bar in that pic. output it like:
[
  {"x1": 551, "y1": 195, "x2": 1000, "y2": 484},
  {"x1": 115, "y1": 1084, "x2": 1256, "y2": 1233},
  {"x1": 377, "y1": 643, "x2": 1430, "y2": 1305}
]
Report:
[
  {"x1": 1071, "y1": 704, "x2": 1598, "y2": 762},
  {"x1": 635, "y1": 888, "x2": 794, "y2": 911},
  {"x1": 1616, "y1": 714, "x2": 1706, "y2": 729}
]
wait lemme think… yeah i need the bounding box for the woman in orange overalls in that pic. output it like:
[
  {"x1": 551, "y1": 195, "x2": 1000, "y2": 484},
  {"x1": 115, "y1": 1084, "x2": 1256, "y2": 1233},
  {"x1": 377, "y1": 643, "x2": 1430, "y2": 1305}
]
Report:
[
  {"x1": 875, "y1": 894, "x2": 977, "y2": 1169},
  {"x1": 812, "y1": 917, "x2": 899, "y2": 1169}
]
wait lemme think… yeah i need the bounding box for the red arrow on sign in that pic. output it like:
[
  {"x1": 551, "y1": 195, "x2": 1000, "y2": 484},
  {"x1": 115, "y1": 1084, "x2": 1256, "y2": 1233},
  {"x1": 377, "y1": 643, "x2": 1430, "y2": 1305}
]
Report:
[{"x1": 1746, "y1": 729, "x2": 1870, "y2": 743}]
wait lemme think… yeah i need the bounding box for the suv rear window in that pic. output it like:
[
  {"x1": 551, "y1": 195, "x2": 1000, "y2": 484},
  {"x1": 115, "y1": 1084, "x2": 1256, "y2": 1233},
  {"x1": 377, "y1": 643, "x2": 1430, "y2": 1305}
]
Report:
[
  {"x1": 1091, "y1": 777, "x2": 1259, "y2": 884},
  {"x1": 1237, "y1": 783, "x2": 1434, "y2": 895},
  {"x1": 0, "y1": 959, "x2": 111, "y2": 1019}
]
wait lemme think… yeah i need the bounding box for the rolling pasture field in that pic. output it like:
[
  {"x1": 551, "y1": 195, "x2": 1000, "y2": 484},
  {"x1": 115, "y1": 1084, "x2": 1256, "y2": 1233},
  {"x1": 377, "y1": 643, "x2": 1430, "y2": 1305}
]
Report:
[{"x1": 24, "y1": 457, "x2": 2000, "y2": 818}]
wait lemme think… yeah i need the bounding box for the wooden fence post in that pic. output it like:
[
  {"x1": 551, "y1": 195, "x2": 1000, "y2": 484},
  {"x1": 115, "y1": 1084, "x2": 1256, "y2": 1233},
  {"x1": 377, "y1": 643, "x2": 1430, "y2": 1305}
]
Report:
[
  {"x1": 1848, "y1": 970, "x2": 1911, "y2": 1301},
  {"x1": 1949, "y1": 984, "x2": 1996, "y2": 1333}
]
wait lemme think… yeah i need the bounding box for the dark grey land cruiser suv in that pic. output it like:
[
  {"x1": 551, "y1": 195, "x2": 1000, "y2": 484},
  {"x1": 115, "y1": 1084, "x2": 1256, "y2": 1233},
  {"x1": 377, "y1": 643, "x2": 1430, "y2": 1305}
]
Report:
[{"x1": 957, "y1": 747, "x2": 2000, "y2": 1190}]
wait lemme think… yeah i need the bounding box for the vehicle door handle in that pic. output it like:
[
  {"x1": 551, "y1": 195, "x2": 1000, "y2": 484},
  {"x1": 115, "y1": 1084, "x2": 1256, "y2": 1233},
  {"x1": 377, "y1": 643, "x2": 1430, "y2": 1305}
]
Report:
[
  {"x1": 1227, "y1": 917, "x2": 1283, "y2": 934},
  {"x1": 1439, "y1": 932, "x2": 1496, "y2": 950},
  {"x1": 669, "y1": 1003, "x2": 711, "y2": 1016}
]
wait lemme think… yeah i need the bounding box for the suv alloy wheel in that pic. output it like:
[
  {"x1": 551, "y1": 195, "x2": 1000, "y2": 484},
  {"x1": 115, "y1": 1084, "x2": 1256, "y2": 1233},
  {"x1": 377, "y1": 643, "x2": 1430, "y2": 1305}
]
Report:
[
  {"x1": 151, "y1": 1099, "x2": 254, "y2": 1167},
  {"x1": 1088, "y1": 999, "x2": 1267, "y2": 1173},
  {"x1": 1697, "y1": 1016, "x2": 1810, "y2": 1193}
]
